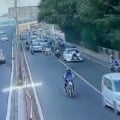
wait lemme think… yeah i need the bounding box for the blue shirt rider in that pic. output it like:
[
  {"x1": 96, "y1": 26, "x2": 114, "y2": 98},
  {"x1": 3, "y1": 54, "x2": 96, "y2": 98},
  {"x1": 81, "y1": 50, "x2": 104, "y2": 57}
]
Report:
[{"x1": 64, "y1": 68, "x2": 74, "y2": 89}]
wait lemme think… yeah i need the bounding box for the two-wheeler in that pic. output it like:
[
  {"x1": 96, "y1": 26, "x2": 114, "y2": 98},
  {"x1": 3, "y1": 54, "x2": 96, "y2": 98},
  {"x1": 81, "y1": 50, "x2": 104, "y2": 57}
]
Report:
[
  {"x1": 65, "y1": 81, "x2": 74, "y2": 98},
  {"x1": 111, "y1": 65, "x2": 120, "y2": 72},
  {"x1": 55, "y1": 49, "x2": 61, "y2": 59}
]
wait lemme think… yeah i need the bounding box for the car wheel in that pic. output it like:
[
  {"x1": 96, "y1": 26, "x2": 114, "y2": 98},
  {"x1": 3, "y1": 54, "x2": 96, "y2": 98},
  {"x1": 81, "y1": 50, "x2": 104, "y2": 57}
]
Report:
[
  {"x1": 63, "y1": 57, "x2": 66, "y2": 61},
  {"x1": 113, "y1": 102, "x2": 119, "y2": 115},
  {"x1": 102, "y1": 96, "x2": 106, "y2": 107}
]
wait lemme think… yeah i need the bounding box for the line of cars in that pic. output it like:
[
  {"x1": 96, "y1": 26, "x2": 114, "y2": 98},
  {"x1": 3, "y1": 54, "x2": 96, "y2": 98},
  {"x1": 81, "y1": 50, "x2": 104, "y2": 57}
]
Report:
[
  {"x1": 24, "y1": 27, "x2": 84, "y2": 63},
  {"x1": 25, "y1": 33, "x2": 53, "y2": 55}
]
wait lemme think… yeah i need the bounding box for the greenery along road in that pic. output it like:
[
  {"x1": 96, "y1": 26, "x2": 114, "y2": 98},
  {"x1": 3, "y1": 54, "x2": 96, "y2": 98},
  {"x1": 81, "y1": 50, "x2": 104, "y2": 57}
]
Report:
[{"x1": 38, "y1": 0, "x2": 120, "y2": 51}]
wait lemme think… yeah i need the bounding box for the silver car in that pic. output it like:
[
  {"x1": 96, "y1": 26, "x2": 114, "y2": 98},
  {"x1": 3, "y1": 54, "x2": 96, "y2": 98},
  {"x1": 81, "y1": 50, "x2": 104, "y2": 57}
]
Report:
[{"x1": 30, "y1": 41, "x2": 43, "y2": 55}]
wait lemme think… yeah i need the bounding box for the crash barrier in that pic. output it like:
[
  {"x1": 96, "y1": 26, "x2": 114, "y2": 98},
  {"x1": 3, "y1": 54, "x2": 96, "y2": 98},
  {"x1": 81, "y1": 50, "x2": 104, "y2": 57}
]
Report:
[
  {"x1": 98, "y1": 46, "x2": 120, "y2": 60},
  {"x1": 20, "y1": 52, "x2": 34, "y2": 120}
]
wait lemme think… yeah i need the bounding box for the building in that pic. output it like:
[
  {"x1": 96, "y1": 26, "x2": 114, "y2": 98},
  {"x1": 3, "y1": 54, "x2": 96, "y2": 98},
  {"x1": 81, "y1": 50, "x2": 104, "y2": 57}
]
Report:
[
  {"x1": 8, "y1": 6, "x2": 39, "y2": 21},
  {"x1": 18, "y1": 21, "x2": 38, "y2": 33}
]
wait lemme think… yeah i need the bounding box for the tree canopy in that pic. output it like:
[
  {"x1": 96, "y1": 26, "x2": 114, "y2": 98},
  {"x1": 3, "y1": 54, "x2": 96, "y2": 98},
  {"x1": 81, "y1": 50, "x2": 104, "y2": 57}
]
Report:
[{"x1": 38, "y1": 0, "x2": 120, "y2": 50}]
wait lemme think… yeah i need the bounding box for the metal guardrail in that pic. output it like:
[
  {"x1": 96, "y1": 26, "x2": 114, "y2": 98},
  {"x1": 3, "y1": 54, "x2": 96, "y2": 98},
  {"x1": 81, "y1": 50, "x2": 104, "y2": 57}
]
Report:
[
  {"x1": 98, "y1": 46, "x2": 120, "y2": 60},
  {"x1": 20, "y1": 51, "x2": 34, "y2": 120},
  {"x1": 20, "y1": 43, "x2": 41, "y2": 120}
]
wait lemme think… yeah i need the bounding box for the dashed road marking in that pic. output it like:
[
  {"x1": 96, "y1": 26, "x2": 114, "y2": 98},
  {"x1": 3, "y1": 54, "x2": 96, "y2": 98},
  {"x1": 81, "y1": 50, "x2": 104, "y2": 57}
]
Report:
[{"x1": 58, "y1": 59, "x2": 102, "y2": 95}]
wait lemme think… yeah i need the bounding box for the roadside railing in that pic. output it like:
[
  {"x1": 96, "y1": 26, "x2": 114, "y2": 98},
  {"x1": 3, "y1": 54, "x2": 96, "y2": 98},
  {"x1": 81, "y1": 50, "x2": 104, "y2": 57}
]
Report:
[
  {"x1": 98, "y1": 46, "x2": 120, "y2": 60},
  {"x1": 21, "y1": 52, "x2": 35, "y2": 120}
]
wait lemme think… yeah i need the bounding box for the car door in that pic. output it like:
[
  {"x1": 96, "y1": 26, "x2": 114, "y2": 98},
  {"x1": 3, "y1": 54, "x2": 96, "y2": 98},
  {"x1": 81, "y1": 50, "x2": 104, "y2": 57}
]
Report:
[{"x1": 103, "y1": 78, "x2": 113, "y2": 107}]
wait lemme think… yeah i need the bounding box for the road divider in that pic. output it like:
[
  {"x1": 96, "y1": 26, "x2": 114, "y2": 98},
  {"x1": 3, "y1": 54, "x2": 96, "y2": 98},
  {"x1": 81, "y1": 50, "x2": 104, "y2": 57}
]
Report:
[{"x1": 23, "y1": 49, "x2": 45, "y2": 120}]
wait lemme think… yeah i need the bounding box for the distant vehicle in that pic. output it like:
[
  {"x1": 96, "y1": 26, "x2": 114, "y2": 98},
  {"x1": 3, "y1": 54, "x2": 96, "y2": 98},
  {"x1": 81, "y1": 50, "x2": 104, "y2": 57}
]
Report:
[
  {"x1": 63, "y1": 47, "x2": 83, "y2": 62},
  {"x1": 102, "y1": 73, "x2": 120, "y2": 114},
  {"x1": 0, "y1": 34, "x2": 8, "y2": 41},
  {"x1": 30, "y1": 41, "x2": 43, "y2": 55},
  {"x1": 0, "y1": 31, "x2": 4, "y2": 34},
  {"x1": 43, "y1": 46, "x2": 52, "y2": 56},
  {"x1": 54, "y1": 49, "x2": 61, "y2": 59},
  {"x1": 0, "y1": 49, "x2": 5, "y2": 64}
]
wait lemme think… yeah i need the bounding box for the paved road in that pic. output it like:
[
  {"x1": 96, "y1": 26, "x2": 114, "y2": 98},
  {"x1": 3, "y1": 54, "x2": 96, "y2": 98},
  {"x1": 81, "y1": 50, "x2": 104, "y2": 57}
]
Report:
[
  {"x1": 25, "y1": 49, "x2": 120, "y2": 120},
  {"x1": 0, "y1": 26, "x2": 14, "y2": 120}
]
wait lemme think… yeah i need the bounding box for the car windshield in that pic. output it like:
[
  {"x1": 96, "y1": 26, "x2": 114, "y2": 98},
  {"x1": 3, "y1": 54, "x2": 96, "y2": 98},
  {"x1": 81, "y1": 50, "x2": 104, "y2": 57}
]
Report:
[
  {"x1": 40, "y1": 42, "x2": 48, "y2": 46},
  {"x1": 114, "y1": 80, "x2": 120, "y2": 92},
  {"x1": 67, "y1": 49, "x2": 79, "y2": 54},
  {"x1": 32, "y1": 42, "x2": 40, "y2": 46}
]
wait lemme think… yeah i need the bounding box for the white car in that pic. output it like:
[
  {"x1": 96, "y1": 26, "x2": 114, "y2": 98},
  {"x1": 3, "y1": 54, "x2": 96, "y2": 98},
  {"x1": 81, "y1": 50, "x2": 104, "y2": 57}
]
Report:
[
  {"x1": 102, "y1": 73, "x2": 120, "y2": 114},
  {"x1": 0, "y1": 50, "x2": 5, "y2": 64},
  {"x1": 63, "y1": 47, "x2": 83, "y2": 62},
  {"x1": 0, "y1": 34, "x2": 8, "y2": 41}
]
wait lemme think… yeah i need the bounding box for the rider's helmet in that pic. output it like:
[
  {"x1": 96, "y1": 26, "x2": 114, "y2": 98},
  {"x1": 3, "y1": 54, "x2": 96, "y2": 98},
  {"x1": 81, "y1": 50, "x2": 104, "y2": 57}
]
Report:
[{"x1": 66, "y1": 68, "x2": 71, "y2": 73}]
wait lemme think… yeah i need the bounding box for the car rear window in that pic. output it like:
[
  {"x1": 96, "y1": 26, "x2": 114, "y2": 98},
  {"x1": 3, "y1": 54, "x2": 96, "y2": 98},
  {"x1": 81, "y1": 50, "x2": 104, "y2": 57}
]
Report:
[
  {"x1": 114, "y1": 80, "x2": 120, "y2": 92},
  {"x1": 67, "y1": 49, "x2": 79, "y2": 54}
]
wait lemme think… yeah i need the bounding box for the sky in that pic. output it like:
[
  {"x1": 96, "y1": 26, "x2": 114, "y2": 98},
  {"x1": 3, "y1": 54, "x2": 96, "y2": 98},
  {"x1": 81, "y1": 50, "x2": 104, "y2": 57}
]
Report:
[{"x1": 0, "y1": 0, "x2": 41, "y2": 16}]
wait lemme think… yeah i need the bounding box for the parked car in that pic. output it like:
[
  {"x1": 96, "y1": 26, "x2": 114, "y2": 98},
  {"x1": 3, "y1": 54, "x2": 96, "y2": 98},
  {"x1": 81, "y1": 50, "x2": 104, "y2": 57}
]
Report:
[
  {"x1": 63, "y1": 47, "x2": 83, "y2": 62},
  {"x1": 0, "y1": 34, "x2": 8, "y2": 41},
  {"x1": 102, "y1": 73, "x2": 120, "y2": 114},
  {"x1": 0, "y1": 49, "x2": 5, "y2": 64}
]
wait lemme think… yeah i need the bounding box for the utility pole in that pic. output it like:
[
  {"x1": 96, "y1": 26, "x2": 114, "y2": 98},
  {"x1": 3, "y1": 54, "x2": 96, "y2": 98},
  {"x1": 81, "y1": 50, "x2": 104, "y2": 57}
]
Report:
[
  {"x1": 14, "y1": 0, "x2": 21, "y2": 84},
  {"x1": 14, "y1": 0, "x2": 19, "y2": 46}
]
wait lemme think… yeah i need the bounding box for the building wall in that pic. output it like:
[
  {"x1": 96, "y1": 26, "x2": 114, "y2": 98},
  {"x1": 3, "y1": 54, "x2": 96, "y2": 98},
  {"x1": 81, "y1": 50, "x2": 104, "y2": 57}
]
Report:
[
  {"x1": 19, "y1": 21, "x2": 38, "y2": 33},
  {"x1": 8, "y1": 6, "x2": 39, "y2": 20}
]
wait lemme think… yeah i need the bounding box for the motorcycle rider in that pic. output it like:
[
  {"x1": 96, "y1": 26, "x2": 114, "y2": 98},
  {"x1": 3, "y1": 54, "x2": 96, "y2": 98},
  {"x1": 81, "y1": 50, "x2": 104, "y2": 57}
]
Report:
[
  {"x1": 64, "y1": 68, "x2": 75, "y2": 90},
  {"x1": 111, "y1": 59, "x2": 120, "y2": 72},
  {"x1": 55, "y1": 49, "x2": 61, "y2": 58}
]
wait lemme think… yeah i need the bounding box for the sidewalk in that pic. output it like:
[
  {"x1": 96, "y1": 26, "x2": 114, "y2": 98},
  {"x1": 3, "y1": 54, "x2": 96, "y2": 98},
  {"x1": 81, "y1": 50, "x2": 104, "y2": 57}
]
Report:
[{"x1": 66, "y1": 42, "x2": 110, "y2": 67}]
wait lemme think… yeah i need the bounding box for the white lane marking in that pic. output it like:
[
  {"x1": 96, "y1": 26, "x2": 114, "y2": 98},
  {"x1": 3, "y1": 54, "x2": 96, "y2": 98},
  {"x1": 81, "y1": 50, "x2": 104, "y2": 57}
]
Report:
[
  {"x1": 6, "y1": 34, "x2": 14, "y2": 120},
  {"x1": 82, "y1": 54, "x2": 108, "y2": 68},
  {"x1": 23, "y1": 50, "x2": 45, "y2": 120},
  {"x1": 58, "y1": 59, "x2": 101, "y2": 95},
  {"x1": 2, "y1": 82, "x2": 42, "y2": 93}
]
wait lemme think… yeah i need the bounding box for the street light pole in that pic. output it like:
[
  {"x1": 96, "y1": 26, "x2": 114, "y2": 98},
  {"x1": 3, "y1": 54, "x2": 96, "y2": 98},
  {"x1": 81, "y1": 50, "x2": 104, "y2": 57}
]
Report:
[
  {"x1": 14, "y1": 0, "x2": 21, "y2": 84},
  {"x1": 14, "y1": 0, "x2": 19, "y2": 43}
]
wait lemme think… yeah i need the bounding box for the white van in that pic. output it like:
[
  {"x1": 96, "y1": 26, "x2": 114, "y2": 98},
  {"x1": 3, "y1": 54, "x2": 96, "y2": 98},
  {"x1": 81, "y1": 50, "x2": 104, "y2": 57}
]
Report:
[{"x1": 101, "y1": 73, "x2": 120, "y2": 114}]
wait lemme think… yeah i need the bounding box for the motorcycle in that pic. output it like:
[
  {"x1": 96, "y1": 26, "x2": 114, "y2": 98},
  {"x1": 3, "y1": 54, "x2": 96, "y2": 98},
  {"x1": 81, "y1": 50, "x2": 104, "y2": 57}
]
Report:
[
  {"x1": 25, "y1": 42, "x2": 29, "y2": 51},
  {"x1": 55, "y1": 49, "x2": 61, "y2": 59},
  {"x1": 65, "y1": 81, "x2": 74, "y2": 98},
  {"x1": 111, "y1": 65, "x2": 120, "y2": 72},
  {"x1": 44, "y1": 48, "x2": 52, "y2": 56}
]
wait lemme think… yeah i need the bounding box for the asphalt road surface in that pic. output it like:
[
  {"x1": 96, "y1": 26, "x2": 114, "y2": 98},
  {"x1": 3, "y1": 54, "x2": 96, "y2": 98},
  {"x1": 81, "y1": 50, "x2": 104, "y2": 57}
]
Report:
[
  {"x1": 0, "y1": 26, "x2": 14, "y2": 120},
  {"x1": 25, "y1": 50, "x2": 120, "y2": 120}
]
